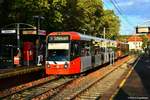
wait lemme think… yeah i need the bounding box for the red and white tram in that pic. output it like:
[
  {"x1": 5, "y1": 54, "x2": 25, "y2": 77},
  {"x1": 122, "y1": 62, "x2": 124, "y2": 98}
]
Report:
[{"x1": 45, "y1": 32, "x2": 119, "y2": 75}]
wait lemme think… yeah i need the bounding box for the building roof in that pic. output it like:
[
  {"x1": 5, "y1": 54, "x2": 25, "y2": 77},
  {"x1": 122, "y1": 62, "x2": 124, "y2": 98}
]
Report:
[{"x1": 127, "y1": 35, "x2": 143, "y2": 42}]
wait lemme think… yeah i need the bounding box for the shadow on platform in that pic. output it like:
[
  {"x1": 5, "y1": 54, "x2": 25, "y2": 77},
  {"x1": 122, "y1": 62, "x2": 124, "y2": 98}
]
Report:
[{"x1": 114, "y1": 55, "x2": 150, "y2": 99}]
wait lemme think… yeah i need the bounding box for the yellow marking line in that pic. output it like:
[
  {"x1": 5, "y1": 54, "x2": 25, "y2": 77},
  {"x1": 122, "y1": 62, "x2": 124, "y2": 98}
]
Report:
[{"x1": 109, "y1": 57, "x2": 141, "y2": 100}]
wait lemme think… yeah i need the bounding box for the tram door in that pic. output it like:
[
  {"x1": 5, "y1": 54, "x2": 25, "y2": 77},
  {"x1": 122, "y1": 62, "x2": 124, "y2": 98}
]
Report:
[{"x1": 23, "y1": 42, "x2": 35, "y2": 66}]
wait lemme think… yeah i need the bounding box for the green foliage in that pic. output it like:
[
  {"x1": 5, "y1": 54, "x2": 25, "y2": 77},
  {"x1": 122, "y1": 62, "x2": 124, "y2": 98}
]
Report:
[
  {"x1": 0, "y1": 0, "x2": 14, "y2": 27},
  {"x1": 139, "y1": 35, "x2": 148, "y2": 48},
  {"x1": 102, "y1": 10, "x2": 120, "y2": 38},
  {"x1": 0, "y1": 0, "x2": 120, "y2": 38},
  {"x1": 76, "y1": 0, "x2": 104, "y2": 35},
  {"x1": 117, "y1": 35, "x2": 129, "y2": 42}
]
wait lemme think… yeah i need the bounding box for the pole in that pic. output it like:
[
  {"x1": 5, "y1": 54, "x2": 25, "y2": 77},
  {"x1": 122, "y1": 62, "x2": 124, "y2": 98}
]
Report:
[
  {"x1": 17, "y1": 24, "x2": 20, "y2": 46},
  {"x1": 103, "y1": 27, "x2": 105, "y2": 39},
  {"x1": 33, "y1": 16, "x2": 40, "y2": 66},
  {"x1": 134, "y1": 35, "x2": 136, "y2": 54},
  {"x1": 17, "y1": 23, "x2": 21, "y2": 66},
  {"x1": 27, "y1": 50, "x2": 29, "y2": 66},
  {"x1": 36, "y1": 17, "x2": 40, "y2": 65},
  {"x1": 11, "y1": 46, "x2": 13, "y2": 68},
  {"x1": 103, "y1": 27, "x2": 107, "y2": 63},
  {"x1": 33, "y1": 16, "x2": 44, "y2": 66},
  {"x1": 82, "y1": 29, "x2": 87, "y2": 35}
]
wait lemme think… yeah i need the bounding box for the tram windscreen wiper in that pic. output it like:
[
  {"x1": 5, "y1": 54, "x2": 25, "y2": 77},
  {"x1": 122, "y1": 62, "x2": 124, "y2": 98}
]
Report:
[{"x1": 53, "y1": 61, "x2": 57, "y2": 64}]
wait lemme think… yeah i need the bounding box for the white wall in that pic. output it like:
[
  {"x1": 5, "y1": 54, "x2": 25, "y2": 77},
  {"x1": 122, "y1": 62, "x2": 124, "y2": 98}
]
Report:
[{"x1": 128, "y1": 41, "x2": 143, "y2": 51}]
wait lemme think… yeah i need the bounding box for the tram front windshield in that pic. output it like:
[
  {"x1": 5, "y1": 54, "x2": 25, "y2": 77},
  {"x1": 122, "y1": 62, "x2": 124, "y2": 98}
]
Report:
[
  {"x1": 47, "y1": 35, "x2": 70, "y2": 61},
  {"x1": 47, "y1": 50, "x2": 69, "y2": 61}
]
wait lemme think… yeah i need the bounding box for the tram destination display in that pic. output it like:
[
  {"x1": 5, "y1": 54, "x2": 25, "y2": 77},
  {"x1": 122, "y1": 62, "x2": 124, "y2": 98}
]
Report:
[{"x1": 48, "y1": 35, "x2": 69, "y2": 42}]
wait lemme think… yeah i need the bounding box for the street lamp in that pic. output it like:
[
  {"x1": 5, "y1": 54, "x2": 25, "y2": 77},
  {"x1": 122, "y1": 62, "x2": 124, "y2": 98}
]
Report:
[
  {"x1": 33, "y1": 16, "x2": 45, "y2": 66},
  {"x1": 81, "y1": 29, "x2": 87, "y2": 35},
  {"x1": 33, "y1": 16, "x2": 45, "y2": 34},
  {"x1": 103, "y1": 27, "x2": 107, "y2": 63}
]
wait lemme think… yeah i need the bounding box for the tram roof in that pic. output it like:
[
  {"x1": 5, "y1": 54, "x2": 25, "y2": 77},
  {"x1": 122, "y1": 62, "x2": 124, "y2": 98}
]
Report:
[
  {"x1": 79, "y1": 33, "x2": 102, "y2": 41},
  {"x1": 78, "y1": 32, "x2": 115, "y2": 43},
  {"x1": 117, "y1": 41, "x2": 128, "y2": 44},
  {"x1": 49, "y1": 31, "x2": 115, "y2": 42}
]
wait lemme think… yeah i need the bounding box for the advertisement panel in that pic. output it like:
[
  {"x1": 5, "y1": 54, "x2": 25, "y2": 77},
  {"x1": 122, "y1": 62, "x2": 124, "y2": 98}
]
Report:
[
  {"x1": 136, "y1": 27, "x2": 150, "y2": 34},
  {"x1": 22, "y1": 30, "x2": 36, "y2": 35}
]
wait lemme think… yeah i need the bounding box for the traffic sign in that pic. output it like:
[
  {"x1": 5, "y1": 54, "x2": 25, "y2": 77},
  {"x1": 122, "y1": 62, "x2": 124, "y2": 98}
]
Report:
[{"x1": 1, "y1": 30, "x2": 16, "y2": 34}]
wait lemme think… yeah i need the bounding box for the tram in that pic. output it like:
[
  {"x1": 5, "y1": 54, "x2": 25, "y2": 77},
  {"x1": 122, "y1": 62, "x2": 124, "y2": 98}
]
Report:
[
  {"x1": 45, "y1": 32, "x2": 128, "y2": 75},
  {"x1": 116, "y1": 41, "x2": 129, "y2": 59}
]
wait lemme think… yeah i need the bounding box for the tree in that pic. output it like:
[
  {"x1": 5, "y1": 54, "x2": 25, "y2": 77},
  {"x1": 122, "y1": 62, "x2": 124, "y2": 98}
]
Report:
[
  {"x1": 101, "y1": 10, "x2": 120, "y2": 39},
  {"x1": 139, "y1": 35, "x2": 148, "y2": 49},
  {"x1": 0, "y1": 0, "x2": 49, "y2": 28},
  {"x1": 77, "y1": 0, "x2": 104, "y2": 35},
  {"x1": 0, "y1": 0, "x2": 14, "y2": 27},
  {"x1": 0, "y1": 0, "x2": 120, "y2": 38}
]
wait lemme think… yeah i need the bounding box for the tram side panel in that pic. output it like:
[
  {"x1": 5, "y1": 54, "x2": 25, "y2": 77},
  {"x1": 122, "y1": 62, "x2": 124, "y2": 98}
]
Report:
[
  {"x1": 91, "y1": 46, "x2": 103, "y2": 67},
  {"x1": 94, "y1": 54, "x2": 102, "y2": 67},
  {"x1": 80, "y1": 56, "x2": 92, "y2": 72},
  {"x1": 116, "y1": 42, "x2": 129, "y2": 59}
]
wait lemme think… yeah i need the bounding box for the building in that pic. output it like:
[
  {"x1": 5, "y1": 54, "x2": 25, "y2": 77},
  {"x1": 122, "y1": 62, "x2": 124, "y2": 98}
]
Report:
[{"x1": 127, "y1": 35, "x2": 143, "y2": 51}]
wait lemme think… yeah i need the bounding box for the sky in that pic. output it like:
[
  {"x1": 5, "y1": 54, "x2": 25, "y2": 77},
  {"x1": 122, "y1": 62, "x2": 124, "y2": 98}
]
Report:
[{"x1": 103, "y1": 0, "x2": 150, "y2": 35}]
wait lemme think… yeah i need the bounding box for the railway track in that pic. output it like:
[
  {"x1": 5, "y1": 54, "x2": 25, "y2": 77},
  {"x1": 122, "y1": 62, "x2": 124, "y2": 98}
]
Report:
[
  {"x1": 0, "y1": 56, "x2": 137, "y2": 100},
  {"x1": 0, "y1": 75, "x2": 56, "y2": 98},
  {"x1": 75, "y1": 61, "x2": 134, "y2": 100},
  {"x1": 1, "y1": 77, "x2": 75, "y2": 100},
  {"x1": 48, "y1": 56, "x2": 137, "y2": 100}
]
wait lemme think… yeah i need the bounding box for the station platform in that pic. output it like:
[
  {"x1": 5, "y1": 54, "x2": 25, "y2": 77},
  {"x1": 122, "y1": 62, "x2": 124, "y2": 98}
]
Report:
[
  {"x1": 0, "y1": 66, "x2": 44, "y2": 80},
  {"x1": 114, "y1": 55, "x2": 150, "y2": 99}
]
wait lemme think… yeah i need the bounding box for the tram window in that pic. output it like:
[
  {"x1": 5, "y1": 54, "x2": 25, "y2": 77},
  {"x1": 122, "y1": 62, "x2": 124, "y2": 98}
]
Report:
[
  {"x1": 81, "y1": 48, "x2": 85, "y2": 56},
  {"x1": 95, "y1": 47, "x2": 100, "y2": 55},
  {"x1": 86, "y1": 48, "x2": 90, "y2": 56},
  {"x1": 80, "y1": 41, "x2": 91, "y2": 56},
  {"x1": 100, "y1": 47, "x2": 103, "y2": 52},
  {"x1": 81, "y1": 48, "x2": 89, "y2": 56},
  {"x1": 94, "y1": 49, "x2": 97, "y2": 55},
  {"x1": 71, "y1": 41, "x2": 80, "y2": 59}
]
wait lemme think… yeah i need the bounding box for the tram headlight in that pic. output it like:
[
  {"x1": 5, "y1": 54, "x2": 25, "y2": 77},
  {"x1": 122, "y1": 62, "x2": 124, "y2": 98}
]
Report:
[
  {"x1": 64, "y1": 62, "x2": 68, "y2": 69},
  {"x1": 47, "y1": 64, "x2": 50, "y2": 68},
  {"x1": 46, "y1": 62, "x2": 50, "y2": 68}
]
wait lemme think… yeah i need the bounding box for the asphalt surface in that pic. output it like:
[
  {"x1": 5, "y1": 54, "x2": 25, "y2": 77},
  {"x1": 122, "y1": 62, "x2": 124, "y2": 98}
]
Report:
[{"x1": 114, "y1": 55, "x2": 150, "y2": 100}]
